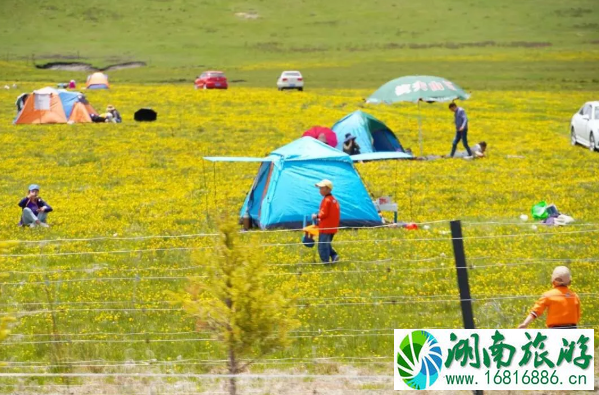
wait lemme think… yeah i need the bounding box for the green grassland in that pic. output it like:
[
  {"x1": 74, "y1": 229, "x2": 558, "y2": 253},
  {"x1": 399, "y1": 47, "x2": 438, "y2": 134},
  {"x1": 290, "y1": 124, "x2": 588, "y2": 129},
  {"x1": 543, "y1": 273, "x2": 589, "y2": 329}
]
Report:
[{"x1": 1, "y1": 0, "x2": 598, "y2": 89}]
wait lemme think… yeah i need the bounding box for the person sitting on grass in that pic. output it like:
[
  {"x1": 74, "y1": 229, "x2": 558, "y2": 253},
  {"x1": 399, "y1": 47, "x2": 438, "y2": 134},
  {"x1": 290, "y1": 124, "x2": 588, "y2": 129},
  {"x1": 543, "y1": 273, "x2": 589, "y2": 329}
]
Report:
[
  {"x1": 452, "y1": 141, "x2": 487, "y2": 159},
  {"x1": 518, "y1": 266, "x2": 580, "y2": 329},
  {"x1": 106, "y1": 105, "x2": 122, "y2": 123},
  {"x1": 18, "y1": 184, "x2": 52, "y2": 228},
  {"x1": 90, "y1": 113, "x2": 106, "y2": 123},
  {"x1": 471, "y1": 141, "x2": 487, "y2": 158}
]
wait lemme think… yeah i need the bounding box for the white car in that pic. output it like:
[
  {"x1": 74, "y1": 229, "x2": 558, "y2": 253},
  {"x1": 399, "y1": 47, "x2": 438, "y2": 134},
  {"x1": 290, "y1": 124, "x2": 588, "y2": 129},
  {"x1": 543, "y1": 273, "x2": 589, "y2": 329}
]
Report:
[
  {"x1": 277, "y1": 71, "x2": 304, "y2": 91},
  {"x1": 571, "y1": 101, "x2": 599, "y2": 151}
]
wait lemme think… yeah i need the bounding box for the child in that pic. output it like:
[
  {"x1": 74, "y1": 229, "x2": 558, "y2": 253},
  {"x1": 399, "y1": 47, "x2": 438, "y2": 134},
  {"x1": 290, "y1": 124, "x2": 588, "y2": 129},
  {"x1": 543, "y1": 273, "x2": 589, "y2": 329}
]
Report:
[
  {"x1": 312, "y1": 179, "x2": 340, "y2": 264},
  {"x1": 518, "y1": 266, "x2": 580, "y2": 329}
]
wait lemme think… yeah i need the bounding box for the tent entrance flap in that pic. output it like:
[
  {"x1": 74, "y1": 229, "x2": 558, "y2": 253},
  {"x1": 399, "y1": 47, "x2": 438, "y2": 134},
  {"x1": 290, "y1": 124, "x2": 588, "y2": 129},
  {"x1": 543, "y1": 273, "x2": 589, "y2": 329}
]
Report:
[
  {"x1": 373, "y1": 130, "x2": 404, "y2": 152},
  {"x1": 245, "y1": 162, "x2": 272, "y2": 221}
]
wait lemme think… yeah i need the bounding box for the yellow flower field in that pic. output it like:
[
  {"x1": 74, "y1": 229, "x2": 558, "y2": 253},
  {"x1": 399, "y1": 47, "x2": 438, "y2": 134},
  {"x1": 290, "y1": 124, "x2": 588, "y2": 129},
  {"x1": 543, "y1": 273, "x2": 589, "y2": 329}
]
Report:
[{"x1": 0, "y1": 85, "x2": 597, "y2": 382}]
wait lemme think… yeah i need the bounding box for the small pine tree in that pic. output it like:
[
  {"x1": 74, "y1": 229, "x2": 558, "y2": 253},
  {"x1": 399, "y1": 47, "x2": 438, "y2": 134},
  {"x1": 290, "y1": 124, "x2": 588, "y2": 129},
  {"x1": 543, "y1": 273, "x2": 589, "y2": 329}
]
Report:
[{"x1": 173, "y1": 222, "x2": 299, "y2": 395}]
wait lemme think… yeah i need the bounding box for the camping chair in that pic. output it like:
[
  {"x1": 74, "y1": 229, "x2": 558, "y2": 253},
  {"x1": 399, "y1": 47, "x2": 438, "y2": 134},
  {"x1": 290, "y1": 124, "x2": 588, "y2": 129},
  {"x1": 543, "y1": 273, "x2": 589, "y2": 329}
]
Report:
[{"x1": 373, "y1": 196, "x2": 398, "y2": 223}]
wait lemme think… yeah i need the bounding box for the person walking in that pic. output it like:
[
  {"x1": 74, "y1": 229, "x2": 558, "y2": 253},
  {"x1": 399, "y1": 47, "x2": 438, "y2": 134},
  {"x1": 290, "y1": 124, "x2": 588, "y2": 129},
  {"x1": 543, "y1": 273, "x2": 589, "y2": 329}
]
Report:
[
  {"x1": 518, "y1": 266, "x2": 580, "y2": 329},
  {"x1": 449, "y1": 102, "x2": 472, "y2": 157},
  {"x1": 18, "y1": 184, "x2": 53, "y2": 228},
  {"x1": 312, "y1": 179, "x2": 340, "y2": 264}
]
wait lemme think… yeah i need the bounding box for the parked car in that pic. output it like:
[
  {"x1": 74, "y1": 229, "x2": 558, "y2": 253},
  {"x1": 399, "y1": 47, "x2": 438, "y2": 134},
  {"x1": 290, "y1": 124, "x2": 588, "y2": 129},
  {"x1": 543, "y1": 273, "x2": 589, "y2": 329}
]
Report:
[
  {"x1": 277, "y1": 71, "x2": 304, "y2": 91},
  {"x1": 195, "y1": 71, "x2": 228, "y2": 90},
  {"x1": 571, "y1": 101, "x2": 599, "y2": 151}
]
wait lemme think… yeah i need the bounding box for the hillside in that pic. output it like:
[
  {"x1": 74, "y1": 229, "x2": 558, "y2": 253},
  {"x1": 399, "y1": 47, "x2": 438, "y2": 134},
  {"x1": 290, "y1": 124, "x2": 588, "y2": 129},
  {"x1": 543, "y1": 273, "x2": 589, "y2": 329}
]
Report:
[{"x1": 1, "y1": 0, "x2": 598, "y2": 88}]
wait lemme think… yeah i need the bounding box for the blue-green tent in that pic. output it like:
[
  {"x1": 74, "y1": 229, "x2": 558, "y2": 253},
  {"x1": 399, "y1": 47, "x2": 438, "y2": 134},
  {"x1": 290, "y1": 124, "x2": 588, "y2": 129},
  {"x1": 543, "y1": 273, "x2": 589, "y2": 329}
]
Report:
[
  {"x1": 205, "y1": 137, "x2": 410, "y2": 229},
  {"x1": 332, "y1": 110, "x2": 408, "y2": 155}
]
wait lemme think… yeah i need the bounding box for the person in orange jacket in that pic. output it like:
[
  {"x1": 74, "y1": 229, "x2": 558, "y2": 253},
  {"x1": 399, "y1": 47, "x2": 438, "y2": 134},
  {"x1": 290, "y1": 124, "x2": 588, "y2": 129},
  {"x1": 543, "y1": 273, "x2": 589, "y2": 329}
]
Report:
[
  {"x1": 518, "y1": 266, "x2": 580, "y2": 329},
  {"x1": 312, "y1": 179, "x2": 340, "y2": 264}
]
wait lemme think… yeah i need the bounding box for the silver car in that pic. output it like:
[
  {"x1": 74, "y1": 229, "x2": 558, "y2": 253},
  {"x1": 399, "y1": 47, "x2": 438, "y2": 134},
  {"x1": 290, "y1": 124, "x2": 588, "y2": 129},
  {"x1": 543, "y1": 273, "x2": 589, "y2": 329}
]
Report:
[{"x1": 571, "y1": 101, "x2": 599, "y2": 151}]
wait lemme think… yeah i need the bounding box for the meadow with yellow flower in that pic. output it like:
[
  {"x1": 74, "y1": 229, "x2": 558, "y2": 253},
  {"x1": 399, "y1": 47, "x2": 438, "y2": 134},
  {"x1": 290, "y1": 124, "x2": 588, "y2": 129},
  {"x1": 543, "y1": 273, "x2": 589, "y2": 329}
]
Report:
[
  {"x1": 0, "y1": 1, "x2": 599, "y2": 390},
  {"x1": 0, "y1": 81, "x2": 597, "y2": 389}
]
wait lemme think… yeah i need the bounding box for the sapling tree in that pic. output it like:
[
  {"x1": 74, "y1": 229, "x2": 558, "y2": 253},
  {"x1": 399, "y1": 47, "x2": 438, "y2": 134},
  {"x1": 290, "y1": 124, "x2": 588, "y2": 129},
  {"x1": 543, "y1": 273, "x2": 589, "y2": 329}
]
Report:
[{"x1": 172, "y1": 222, "x2": 298, "y2": 395}]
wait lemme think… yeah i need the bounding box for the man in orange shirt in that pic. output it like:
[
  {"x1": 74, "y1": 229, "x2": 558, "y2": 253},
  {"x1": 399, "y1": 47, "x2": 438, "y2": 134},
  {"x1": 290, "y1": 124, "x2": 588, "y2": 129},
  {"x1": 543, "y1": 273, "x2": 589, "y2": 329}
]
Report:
[
  {"x1": 518, "y1": 266, "x2": 581, "y2": 329},
  {"x1": 312, "y1": 179, "x2": 340, "y2": 264}
]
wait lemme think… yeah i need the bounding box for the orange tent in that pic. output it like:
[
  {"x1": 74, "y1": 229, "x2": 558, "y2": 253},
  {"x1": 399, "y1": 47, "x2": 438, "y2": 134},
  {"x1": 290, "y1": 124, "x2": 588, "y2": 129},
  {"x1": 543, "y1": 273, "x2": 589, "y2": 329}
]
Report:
[
  {"x1": 14, "y1": 87, "x2": 97, "y2": 125},
  {"x1": 86, "y1": 72, "x2": 109, "y2": 89}
]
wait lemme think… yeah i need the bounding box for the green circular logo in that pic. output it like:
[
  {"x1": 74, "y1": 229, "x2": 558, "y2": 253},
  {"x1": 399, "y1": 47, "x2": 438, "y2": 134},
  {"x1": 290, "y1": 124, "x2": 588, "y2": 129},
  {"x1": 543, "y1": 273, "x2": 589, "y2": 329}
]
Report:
[{"x1": 396, "y1": 330, "x2": 443, "y2": 390}]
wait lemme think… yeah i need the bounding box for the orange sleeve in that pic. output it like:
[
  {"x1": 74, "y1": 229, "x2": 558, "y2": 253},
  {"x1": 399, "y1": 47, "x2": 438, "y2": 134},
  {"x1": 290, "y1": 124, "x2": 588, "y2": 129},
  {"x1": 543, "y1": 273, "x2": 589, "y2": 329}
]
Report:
[
  {"x1": 531, "y1": 294, "x2": 548, "y2": 318},
  {"x1": 319, "y1": 198, "x2": 330, "y2": 220},
  {"x1": 576, "y1": 294, "x2": 581, "y2": 323}
]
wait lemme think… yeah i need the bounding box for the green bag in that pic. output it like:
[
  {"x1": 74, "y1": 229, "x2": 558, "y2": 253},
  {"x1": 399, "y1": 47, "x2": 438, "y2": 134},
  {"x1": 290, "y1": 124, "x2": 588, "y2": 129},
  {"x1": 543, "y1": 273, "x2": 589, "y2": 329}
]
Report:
[{"x1": 531, "y1": 201, "x2": 549, "y2": 220}]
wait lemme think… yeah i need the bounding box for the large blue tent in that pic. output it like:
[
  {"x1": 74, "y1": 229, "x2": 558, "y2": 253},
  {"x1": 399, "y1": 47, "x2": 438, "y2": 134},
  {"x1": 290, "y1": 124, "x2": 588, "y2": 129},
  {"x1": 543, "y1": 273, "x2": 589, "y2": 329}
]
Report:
[
  {"x1": 205, "y1": 137, "x2": 409, "y2": 229},
  {"x1": 332, "y1": 110, "x2": 407, "y2": 155}
]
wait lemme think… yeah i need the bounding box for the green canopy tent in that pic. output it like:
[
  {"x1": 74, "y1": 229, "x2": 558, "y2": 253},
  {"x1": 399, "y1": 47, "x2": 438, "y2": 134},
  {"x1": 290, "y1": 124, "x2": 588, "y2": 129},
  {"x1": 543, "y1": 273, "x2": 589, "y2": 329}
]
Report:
[{"x1": 366, "y1": 75, "x2": 470, "y2": 156}]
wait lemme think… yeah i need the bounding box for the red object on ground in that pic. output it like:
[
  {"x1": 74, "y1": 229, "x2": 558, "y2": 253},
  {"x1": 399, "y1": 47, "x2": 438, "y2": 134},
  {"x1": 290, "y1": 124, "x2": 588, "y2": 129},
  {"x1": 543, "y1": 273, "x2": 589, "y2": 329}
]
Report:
[
  {"x1": 405, "y1": 223, "x2": 418, "y2": 230},
  {"x1": 194, "y1": 71, "x2": 228, "y2": 90},
  {"x1": 302, "y1": 126, "x2": 338, "y2": 147}
]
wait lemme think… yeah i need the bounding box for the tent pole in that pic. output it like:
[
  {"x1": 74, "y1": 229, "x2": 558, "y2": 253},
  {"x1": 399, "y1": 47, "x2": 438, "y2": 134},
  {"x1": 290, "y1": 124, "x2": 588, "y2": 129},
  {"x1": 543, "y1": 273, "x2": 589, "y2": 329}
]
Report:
[
  {"x1": 212, "y1": 163, "x2": 217, "y2": 216},
  {"x1": 202, "y1": 158, "x2": 209, "y2": 225},
  {"x1": 394, "y1": 160, "x2": 399, "y2": 223},
  {"x1": 417, "y1": 100, "x2": 423, "y2": 157},
  {"x1": 409, "y1": 157, "x2": 413, "y2": 221}
]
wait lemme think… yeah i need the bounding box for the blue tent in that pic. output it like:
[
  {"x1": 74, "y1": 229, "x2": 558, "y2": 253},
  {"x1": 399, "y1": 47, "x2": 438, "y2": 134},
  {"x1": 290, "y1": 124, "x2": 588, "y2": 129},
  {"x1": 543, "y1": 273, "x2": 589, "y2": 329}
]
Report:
[
  {"x1": 332, "y1": 110, "x2": 407, "y2": 155},
  {"x1": 205, "y1": 137, "x2": 391, "y2": 229}
]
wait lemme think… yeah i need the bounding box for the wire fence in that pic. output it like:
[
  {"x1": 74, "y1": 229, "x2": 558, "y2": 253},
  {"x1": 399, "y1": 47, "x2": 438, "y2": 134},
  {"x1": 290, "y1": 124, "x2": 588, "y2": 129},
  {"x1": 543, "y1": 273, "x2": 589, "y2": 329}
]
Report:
[{"x1": 0, "y1": 221, "x2": 598, "y2": 394}]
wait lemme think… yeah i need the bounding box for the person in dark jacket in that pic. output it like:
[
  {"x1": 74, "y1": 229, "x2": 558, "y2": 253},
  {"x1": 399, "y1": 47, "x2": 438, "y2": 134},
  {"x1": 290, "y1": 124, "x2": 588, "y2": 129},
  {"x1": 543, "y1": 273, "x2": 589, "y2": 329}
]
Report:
[
  {"x1": 342, "y1": 133, "x2": 361, "y2": 156},
  {"x1": 448, "y1": 102, "x2": 472, "y2": 157},
  {"x1": 90, "y1": 113, "x2": 106, "y2": 123},
  {"x1": 18, "y1": 184, "x2": 52, "y2": 228}
]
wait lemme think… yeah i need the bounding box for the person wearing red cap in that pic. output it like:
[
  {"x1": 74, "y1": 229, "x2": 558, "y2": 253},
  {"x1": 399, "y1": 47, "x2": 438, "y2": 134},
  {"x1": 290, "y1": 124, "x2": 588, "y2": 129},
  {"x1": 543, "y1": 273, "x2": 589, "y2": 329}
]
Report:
[
  {"x1": 518, "y1": 266, "x2": 581, "y2": 329},
  {"x1": 312, "y1": 179, "x2": 340, "y2": 264}
]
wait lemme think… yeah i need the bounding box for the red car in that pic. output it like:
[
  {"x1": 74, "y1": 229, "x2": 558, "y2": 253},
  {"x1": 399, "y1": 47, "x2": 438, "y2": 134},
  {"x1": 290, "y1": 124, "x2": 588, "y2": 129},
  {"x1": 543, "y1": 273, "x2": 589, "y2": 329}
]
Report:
[{"x1": 195, "y1": 71, "x2": 228, "y2": 90}]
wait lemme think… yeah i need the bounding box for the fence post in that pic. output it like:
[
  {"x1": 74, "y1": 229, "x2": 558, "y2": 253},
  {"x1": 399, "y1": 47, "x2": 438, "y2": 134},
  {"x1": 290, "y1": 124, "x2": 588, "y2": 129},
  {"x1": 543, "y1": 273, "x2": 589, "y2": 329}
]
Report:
[
  {"x1": 450, "y1": 220, "x2": 475, "y2": 329},
  {"x1": 450, "y1": 220, "x2": 483, "y2": 395}
]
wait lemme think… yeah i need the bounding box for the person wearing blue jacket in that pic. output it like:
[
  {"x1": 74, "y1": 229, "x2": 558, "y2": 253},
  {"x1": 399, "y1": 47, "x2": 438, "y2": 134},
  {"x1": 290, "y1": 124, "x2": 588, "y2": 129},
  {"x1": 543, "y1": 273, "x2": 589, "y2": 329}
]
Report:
[
  {"x1": 449, "y1": 102, "x2": 472, "y2": 157},
  {"x1": 18, "y1": 184, "x2": 52, "y2": 228}
]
